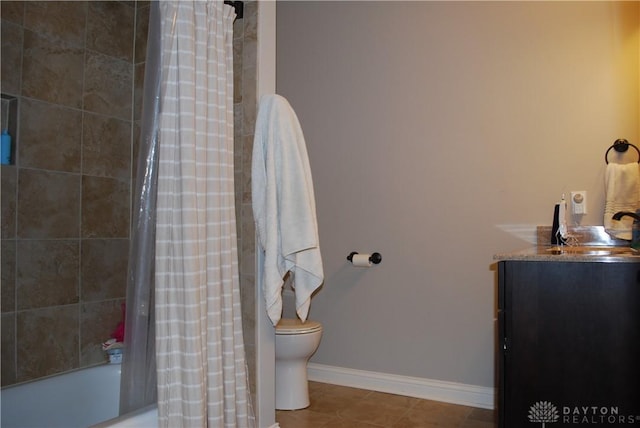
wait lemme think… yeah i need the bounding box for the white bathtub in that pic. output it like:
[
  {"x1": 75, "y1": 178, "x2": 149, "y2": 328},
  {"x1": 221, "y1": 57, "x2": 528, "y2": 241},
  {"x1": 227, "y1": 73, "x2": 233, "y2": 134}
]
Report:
[
  {"x1": 0, "y1": 364, "x2": 158, "y2": 428},
  {"x1": 91, "y1": 404, "x2": 158, "y2": 428}
]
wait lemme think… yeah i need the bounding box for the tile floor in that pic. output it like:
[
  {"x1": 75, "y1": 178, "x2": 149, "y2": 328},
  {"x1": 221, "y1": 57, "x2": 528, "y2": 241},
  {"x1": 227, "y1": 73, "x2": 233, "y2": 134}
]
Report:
[{"x1": 276, "y1": 381, "x2": 497, "y2": 428}]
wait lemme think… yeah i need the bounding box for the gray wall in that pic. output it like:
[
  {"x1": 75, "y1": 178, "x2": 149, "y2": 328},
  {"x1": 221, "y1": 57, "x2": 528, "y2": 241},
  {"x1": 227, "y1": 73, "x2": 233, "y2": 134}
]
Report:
[{"x1": 277, "y1": 1, "x2": 639, "y2": 389}]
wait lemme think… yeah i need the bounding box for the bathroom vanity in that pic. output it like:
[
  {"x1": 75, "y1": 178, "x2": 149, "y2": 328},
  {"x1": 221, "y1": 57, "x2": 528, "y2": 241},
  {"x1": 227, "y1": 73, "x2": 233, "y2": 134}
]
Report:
[{"x1": 495, "y1": 248, "x2": 640, "y2": 428}]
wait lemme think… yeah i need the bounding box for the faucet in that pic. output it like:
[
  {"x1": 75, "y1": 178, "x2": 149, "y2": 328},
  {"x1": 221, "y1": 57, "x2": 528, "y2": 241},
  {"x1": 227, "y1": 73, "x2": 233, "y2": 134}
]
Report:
[
  {"x1": 612, "y1": 211, "x2": 640, "y2": 222},
  {"x1": 612, "y1": 211, "x2": 640, "y2": 250}
]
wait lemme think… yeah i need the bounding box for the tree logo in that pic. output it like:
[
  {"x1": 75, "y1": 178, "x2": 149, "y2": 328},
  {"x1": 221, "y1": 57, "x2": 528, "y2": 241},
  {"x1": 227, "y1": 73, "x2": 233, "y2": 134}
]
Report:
[{"x1": 529, "y1": 401, "x2": 559, "y2": 427}]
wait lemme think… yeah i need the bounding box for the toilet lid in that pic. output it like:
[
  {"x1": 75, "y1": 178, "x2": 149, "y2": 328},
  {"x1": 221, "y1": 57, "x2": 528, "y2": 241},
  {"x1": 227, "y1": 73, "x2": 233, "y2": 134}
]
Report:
[{"x1": 275, "y1": 318, "x2": 322, "y2": 335}]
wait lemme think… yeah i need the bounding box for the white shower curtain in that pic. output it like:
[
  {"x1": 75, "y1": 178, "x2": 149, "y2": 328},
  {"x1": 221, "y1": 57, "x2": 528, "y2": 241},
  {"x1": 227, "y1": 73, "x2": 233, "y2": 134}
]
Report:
[{"x1": 154, "y1": 2, "x2": 254, "y2": 427}]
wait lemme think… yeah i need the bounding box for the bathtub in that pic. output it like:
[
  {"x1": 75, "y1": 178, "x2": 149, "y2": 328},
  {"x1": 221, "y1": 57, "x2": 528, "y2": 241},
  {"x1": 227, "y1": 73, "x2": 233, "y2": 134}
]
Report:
[{"x1": 0, "y1": 364, "x2": 158, "y2": 428}]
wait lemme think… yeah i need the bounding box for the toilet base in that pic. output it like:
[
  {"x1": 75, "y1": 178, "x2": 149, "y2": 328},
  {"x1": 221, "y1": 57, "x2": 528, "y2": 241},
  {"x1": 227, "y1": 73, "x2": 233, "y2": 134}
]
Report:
[{"x1": 275, "y1": 359, "x2": 310, "y2": 410}]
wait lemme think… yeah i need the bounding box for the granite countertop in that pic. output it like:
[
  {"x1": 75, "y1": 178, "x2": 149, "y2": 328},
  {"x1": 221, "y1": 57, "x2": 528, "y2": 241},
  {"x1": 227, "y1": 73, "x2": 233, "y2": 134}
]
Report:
[
  {"x1": 493, "y1": 246, "x2": 640, "y2": 263},
  {"x1": 494, "y1": 225, "x2": 640, "y2": 263}
]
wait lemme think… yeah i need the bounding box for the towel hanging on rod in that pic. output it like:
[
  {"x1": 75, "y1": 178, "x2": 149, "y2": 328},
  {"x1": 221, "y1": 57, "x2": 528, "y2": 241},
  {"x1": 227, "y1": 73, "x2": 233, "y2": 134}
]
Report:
[{"x1": 605, "y1": 139, "x2": 640, "y2": 164}]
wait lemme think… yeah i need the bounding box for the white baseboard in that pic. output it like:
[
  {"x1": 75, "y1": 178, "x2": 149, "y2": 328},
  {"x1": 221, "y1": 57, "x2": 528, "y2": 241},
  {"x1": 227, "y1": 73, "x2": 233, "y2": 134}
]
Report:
[{"x1": 307, "y1": 363, "x2": 495, "y2": 410}]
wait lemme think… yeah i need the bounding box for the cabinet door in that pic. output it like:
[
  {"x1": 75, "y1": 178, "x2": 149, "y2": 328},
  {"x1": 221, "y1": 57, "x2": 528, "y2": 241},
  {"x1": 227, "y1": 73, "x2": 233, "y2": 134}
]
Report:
[{"x1": 501, "y1": 261, "x2": 640, "y2": 428}]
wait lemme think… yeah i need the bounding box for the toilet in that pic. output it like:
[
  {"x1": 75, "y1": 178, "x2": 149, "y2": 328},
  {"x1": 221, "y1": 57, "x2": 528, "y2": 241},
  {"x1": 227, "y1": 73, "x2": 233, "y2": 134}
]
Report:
[{"x1": 275, "y1": 318, "x2": 323, "y2": 410}]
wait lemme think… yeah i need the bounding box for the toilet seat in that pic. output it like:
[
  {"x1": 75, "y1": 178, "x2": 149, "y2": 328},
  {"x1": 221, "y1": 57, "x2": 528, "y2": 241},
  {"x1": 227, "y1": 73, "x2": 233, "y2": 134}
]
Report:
[{"x1": 275, "y1": 318, "x2": 322, "y2": 335}]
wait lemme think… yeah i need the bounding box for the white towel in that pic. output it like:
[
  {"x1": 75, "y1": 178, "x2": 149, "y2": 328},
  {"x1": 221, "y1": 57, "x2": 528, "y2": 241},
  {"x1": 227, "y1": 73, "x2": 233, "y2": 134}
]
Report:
[
  {"x1": 604, "y1": 162, "x2": 640, "y2": 240},
  {"x1": 252, "y1": 94, "x2": 324, "y2": 326}
]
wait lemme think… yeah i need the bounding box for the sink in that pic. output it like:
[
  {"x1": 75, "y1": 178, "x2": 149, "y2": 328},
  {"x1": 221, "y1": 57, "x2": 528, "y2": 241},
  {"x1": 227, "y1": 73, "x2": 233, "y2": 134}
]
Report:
[{"x1": 545, "y1": 246, "x2": 639, "y2": 256}]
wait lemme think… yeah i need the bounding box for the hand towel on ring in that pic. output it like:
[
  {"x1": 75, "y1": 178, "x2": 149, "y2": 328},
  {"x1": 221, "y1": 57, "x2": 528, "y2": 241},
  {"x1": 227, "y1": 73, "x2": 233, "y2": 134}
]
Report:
[{"x1": 604, "y1": 162, "x2": 640, "y2": 240}]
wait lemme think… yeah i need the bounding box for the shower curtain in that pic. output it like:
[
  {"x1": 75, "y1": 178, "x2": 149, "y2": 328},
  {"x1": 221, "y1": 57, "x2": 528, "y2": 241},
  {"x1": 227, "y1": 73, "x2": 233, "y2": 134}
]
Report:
[
  {"x1": 121, "y1": 2, "x2": 254, "y2": 426},
  {"x1": 119, "y1": 1, "x2": 161, "y2": 416}
]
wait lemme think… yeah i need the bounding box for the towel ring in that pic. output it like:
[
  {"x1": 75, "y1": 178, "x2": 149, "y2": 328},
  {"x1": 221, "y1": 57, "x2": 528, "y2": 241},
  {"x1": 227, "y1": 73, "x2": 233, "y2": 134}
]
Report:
[{"x1": 605, "y1": 139, "x2": 640, "y2": 164}]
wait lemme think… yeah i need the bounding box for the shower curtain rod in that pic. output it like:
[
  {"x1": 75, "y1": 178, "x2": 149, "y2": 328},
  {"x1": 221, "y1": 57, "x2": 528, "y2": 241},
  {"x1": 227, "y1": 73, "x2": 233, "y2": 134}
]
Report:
[{"x1": 224, "y1": 1, "x2": 244, "y2": 19}]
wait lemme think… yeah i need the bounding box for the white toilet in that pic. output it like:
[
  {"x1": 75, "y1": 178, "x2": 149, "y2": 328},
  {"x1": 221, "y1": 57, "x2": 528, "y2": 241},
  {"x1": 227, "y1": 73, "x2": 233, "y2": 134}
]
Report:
[{"x1": 275, "y1": 318, "x2": 323, "y2": 410}]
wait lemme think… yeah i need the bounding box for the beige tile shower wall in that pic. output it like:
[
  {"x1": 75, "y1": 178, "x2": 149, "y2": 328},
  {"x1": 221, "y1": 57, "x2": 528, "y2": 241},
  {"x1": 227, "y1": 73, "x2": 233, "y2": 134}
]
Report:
[
  {"x1": 1, "y1": 0, "x2": 257, "y2": 394},
  {"x1": 0, "y1": 1, "x2": 149, "y2": 386},
  {"x1": 234, "y1": 0, "x2": 258, "y2": 401}
]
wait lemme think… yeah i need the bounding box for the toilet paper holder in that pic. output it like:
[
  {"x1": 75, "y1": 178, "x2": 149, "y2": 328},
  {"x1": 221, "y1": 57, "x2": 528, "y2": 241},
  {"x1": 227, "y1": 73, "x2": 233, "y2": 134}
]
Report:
[{"x1": 347, "y1": 251, "x2": 382, "y2": 265}]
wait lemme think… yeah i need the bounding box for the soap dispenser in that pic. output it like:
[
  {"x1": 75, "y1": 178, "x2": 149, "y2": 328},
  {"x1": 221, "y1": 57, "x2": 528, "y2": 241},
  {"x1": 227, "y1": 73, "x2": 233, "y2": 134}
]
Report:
[
  {"x1": 633, "y1": 209, "x2": 640, "y2": 251},
  {"x1": 1, "y1": 99, "x2": 11, "y2": 165},
  {"x1": 1, "y1": 129, "x2": 11, "y2": 165},
  {"x1": 551, "y1": 195, "x2": 568, "y2": 245}
]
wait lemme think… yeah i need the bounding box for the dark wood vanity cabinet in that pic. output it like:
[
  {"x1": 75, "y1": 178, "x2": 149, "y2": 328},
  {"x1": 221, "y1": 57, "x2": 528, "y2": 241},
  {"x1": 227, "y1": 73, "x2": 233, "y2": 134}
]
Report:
[{"x1": 498, "y1": 261, "x2": 640, "y2": 428}]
